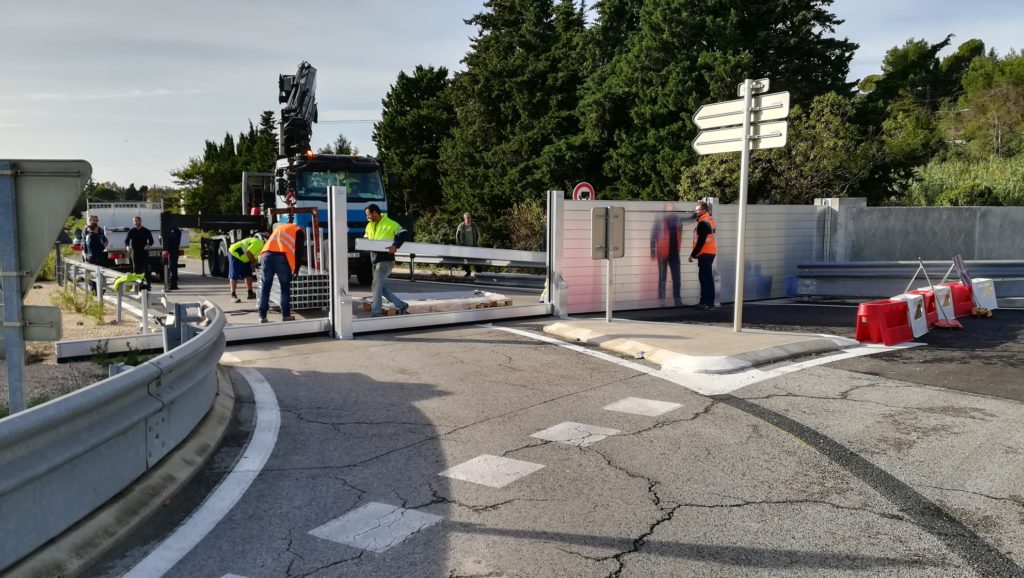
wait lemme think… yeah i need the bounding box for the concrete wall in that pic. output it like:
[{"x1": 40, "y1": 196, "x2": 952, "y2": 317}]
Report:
[{"x1": 837, "y1": 206, "x2": 1024, "y2": 261}]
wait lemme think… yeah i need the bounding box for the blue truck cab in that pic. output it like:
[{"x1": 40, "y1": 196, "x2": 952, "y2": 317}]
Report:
[{"x1": 275, "y1": 153, "x2": 387, "y2": 285}]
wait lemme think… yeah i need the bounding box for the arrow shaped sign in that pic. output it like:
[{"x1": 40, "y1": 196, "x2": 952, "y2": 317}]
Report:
[
  {"x1": 692, "y1": 91, "x2": 791, "y2": 130},
  {"x1": 691, "y1": 120, "x2": 789, "y2": 155}
]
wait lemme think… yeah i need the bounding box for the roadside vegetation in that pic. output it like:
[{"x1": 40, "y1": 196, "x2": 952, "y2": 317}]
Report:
[{"x1": 71, "y1": 1, "x2": 1024, "y2": 248}]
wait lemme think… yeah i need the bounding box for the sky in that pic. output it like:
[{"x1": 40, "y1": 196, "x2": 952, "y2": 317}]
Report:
[{"x1": 1, "y1": 0, "x2": 1020, "y2": 188}]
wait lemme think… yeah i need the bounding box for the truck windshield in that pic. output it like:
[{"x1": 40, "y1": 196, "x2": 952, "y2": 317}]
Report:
[{"x1": 295, "y1": 169, "x2": 386, "y2": 203}]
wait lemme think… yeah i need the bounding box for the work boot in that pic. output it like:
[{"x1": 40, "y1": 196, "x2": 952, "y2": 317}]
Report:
[
  {"x1": 232, "y1": 294, "x2": 241, "y2": 304},
  {"x1": 247, "y1": 290, "x2": 257, "y2": 300},
  {"x1": 259, "y1": 317, "x2": 268, "y2": 324},
  {"x1": 282, "y1": 315, "x2": 295, "y2": 322}
]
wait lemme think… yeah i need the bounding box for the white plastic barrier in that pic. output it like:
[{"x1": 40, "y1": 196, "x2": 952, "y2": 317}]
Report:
[
  {"x1": 972, "y1": 278, "x2": 999, "y2": 310},
  {"x1": 920, "y1": 285, "x2": 955, "y2": 321},
  {"x1": 891, "y1": 293, "x2": 928, "y2": 338}
]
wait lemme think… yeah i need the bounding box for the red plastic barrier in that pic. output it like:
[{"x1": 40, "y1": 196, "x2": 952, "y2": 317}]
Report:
[
  {"x1": 855, "y1": 299, "x2": 915, "y2": 345},
  {"x1": 942, "y1": 282, "x2": 974, "y2": 317},
  {"x1": 907, "y1": 289, "x2": 939, "y2": 328}
]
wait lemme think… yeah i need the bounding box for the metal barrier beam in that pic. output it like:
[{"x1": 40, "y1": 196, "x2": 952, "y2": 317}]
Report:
[{"x1": 0, "y1": 304, "x2": 225, "y2": 571}]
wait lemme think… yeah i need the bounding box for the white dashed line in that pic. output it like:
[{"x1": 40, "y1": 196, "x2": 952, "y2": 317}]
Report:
[
  {"x1": 439, "y1": 454, "x2": 545, "y2": 488},
  {"x1": 123, "y1": 367, "x2": 281, "y2": 578},
  {"x1": 530, "y1": 421, "x2": 621, "y2": 447},
  {"x1": 309, "y1": 502, "x2": 443, "y2": 553}
]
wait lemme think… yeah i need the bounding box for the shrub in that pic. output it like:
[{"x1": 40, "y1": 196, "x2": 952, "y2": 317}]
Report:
[{"x1": 51, "y1": 287, "x2": 105, "y2": 322}]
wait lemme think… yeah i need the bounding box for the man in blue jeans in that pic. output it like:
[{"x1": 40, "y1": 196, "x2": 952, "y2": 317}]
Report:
[
  {"x1": 258, "y1": 221, "x2": 304, "y2": 323},
  {"x1": 364, "y1": 204, "x2": 410, "y2": 317}
]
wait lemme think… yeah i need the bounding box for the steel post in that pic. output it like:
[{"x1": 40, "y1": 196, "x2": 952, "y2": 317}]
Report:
[
  {"x1": 0, "y1": 161, "x2": 26, "y2": 413},
  {"x1": 733, "y1": 79, "x2": 754, "y2": 332}
]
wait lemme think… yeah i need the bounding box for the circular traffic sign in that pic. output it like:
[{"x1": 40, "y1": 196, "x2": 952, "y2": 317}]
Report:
[{"x1": 572, "y1": 181, "x2": 594, "y2": 201}]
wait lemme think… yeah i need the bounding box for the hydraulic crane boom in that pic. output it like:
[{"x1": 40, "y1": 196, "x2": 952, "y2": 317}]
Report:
[{"x1": 278, "y1": 61, "x2": 318, "y2": 158}]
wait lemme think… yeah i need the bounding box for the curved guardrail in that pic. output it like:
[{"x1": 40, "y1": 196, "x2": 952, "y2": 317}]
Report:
[{"x1": 0, "y1": 302, "x2": 226, "y2": 572}]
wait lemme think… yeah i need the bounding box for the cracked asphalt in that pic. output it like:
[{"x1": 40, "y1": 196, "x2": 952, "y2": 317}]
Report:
[{"x1": 87, "y1": 306, "x2": 1024, "y2": 577}]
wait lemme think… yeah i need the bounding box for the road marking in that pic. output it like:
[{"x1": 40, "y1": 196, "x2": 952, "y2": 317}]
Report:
[
  {"x1": 530, "y1": 421, "x2": 621, "y2": 447},
  {"x1": 489, "y1": 325, "x2": 916, "y2": 395},
  {"x1": 439, "y1": 454, "x2": 545, "y2": 488},
  {"x1": 309, "y1": 502, "x2": 442, "y2": 553},
  {"x1": 123, "y1": 367, "x2": 281, "y2": 578},
  {"x1": 604, "y1": 397, "x2": 682, "y2": 417}
]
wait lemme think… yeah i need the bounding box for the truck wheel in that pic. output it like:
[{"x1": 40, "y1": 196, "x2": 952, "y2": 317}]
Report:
[
  {"x1": 150, "y1": 257, "x2": 165, "y2": 282},
  {"x1": 206, "y1": 239, "x2": 221, "y2": 277},
  {"x1": 216, "y1": 242, "x2": 229, "y2": 279},
  {"x1": 356, "y1": 266, "x2": 373, "y2": 286}
]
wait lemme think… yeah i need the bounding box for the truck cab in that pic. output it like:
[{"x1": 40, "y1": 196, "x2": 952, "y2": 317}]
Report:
[{"x1": 274, "y1": 153, "x2": 387, "y2": 285}]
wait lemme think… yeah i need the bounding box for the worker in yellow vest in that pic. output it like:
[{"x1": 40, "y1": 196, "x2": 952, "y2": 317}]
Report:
[
  {"x1": 364, "y1": 204, "x2": 410, "y2": 317},
  {"x1": 258, "y1": 221, "x2": 304, "y2": 323},
  {"x1": 688, "y1": 201, "x2": 717, "y2": 311},
  {"x1": 227, "y1": 235, "x2": 264, "y2": 303}
]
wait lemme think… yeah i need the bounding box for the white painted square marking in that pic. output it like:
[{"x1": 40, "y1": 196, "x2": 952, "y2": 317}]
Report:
[
  {"x1": 439, "y1": 454, "x2": 545, "y2": 488},
  {"x1": 309, "y1": 502, "x2": 442, "y2": 553},
  {"x1": 603, "y1": 397, "x2": 682, "y2": 417},
  {"x1": 530, "y1": 421, "x2": 621, "y2": 447}
]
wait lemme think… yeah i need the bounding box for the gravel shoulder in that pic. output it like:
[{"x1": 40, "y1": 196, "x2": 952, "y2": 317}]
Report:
[{"x1": 1, "y1": 281, "x2": 144, "y2": 415}]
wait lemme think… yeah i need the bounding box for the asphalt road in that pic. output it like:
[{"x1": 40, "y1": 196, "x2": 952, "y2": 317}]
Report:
[{"x1": 86, "y1": 302, "x2": 1024, "y2": 577}]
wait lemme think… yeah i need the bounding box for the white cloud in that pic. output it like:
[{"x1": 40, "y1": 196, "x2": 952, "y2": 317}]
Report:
[{"x1": 19, "y1": 89, "x2": 203, "y2": 101}]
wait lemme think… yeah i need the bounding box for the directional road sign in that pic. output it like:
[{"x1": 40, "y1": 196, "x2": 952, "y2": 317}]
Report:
[
  {"x1": 692, "y1": 91, "x2": 790, "y2": 130},
  {"x1": 3, "y1": 159, "x2": 92, "y2": 296},
  {"x1": 691, "y1": 120, "x2": 789, "y2": 155}
]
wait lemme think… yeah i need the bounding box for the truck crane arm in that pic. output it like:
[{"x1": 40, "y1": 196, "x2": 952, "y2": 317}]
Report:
[{"x1": 278, "y1": 61, "x2": 318, "y2": 158}]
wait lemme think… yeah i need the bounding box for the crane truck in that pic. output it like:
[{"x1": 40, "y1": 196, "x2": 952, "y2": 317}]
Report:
[{"x1": 270, "y1": 61, "x2": 387, "y2": 286}]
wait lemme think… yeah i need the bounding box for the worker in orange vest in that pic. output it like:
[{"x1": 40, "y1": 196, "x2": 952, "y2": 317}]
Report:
[
  {"x1": 688, "y1": 201, "x2": 717, "y2": 311},
  {"x1": 257, "y1": 219, "x2": 305, "y2": 323}
]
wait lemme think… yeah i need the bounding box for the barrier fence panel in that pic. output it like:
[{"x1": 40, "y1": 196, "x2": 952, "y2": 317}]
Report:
[{"x1": 0, "y1": 303, "x2": 225, "y2": 571}]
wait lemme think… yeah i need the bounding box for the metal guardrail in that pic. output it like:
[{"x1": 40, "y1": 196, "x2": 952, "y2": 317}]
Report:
[
  {"x1": 0, "y1": 302, "x2": 225, "y2": 572},
  {"x1": 61, "y1": 260, "x2": 163, "y2": 329},
  {"x1": 796, "y1": 260, "x2": 1024, "y2": 299}
]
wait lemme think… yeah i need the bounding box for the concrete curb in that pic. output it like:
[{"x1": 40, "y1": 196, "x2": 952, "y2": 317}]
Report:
[
  {"x1": 544, "y1": 321, "x2": 859, "y2": 374},
  {"x1": 7, "y1": 366, "x2": 236, "y2": 578}
]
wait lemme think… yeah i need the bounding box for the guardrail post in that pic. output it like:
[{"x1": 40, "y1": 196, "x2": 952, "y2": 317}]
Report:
[
  {"x1": 115, "y1": 284, "x2": 124, "y2": 323},
  {"x1": 409, "y1": 253, "x2": 415, "y2": 282},
  {"x1": 71, "y1": 263, "x2": 79, "y2": 292},
  {"x1": 95, "y1": 265, "x2": 104, "y2": 302},
  {"x1": 141, "y1": 289, "x2": 150, "y2": 334}
]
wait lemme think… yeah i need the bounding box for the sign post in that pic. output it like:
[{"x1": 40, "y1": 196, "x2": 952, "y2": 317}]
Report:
[
  {"x1": 1, "y1": 159, "x2": 91, "y2": 414},
  {"x1": 692, "y1": 79, "x2": 789, "y2": 332},
  {"x1": 592, "y1": 206, "x2": 624, "y2": 322}
]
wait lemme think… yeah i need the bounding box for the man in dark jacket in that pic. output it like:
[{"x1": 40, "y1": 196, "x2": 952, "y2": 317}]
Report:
[
  {"x1": 125, "y1": 216, "x2": 154, "y2": 277},
  {"x1": 163, "y1": 226, "x2": 182, "y2": 290},
  {"x1": 83, "y1": 214, "x2": 108, "y2": 266}
]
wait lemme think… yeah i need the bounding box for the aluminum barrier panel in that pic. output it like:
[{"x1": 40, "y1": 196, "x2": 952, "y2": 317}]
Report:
[
  {"x1": 0, "y1": 304, "x2": 225, "y2": 571},
  {"x1": 553, "y1": 198, "x2": 826, "y2": 315}
]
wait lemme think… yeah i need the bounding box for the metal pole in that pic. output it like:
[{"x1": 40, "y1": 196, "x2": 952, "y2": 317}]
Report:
[
  {"x1": 116, "y1": 284, "x2": 124, "y2": 323},
  {"x1": 605, "y1": 207, "x2": 614, "y2": 323},
  {"x1": 95, "y1": 265, "x2": 104, "y2": 302},
  {"x1": 141, "y1": 289, "x2": 150, "y2": 334},
  {"x1": 733, "y1": 79, "x2": 754, "y2": 332},
  {"x1": 0, "y1": 161, "x2": 27, "y2": 413}
]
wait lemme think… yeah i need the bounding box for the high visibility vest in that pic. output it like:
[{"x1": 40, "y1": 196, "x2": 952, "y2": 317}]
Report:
[
  {"x1": 364, "y1": 214, "x2": 402, "y2": 241},
  {"x1": 229, "y1": 237, "x2": 264, "y2": 264},
  {"x1": 692, "y1": 214, "x2": 717, "y2": 256},
  {"x1": 261, "y1": 223, "x2": 301, "y2": 272}
]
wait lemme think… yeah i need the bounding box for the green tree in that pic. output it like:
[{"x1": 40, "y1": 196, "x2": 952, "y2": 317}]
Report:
[
  {"x1": 955, "y1": 52, "x2": 1024, "y2": 159},
  {"x1": 759, "y1": 93, "x2": 879, "y2": 203},
  {"x1": 441, "y1": 0, "x2": 579, "y2": 246},
  {"x1": 374, "y1": 65, "x2": 455, "y2": 215},
  {"x1": 318, "y1": 132, "x2": 354, "y2": 155},
  {"x1": 600, "y1": 0, "x2": 857, "y2": 200}
]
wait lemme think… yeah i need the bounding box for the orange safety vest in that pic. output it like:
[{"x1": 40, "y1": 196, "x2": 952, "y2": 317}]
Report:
[
  {"x1": 692, "y1": 214, "x2": 717, "y2": 256},
  {"x1": 261, "y1": 223, "x2": 301, "y2": 272}
]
